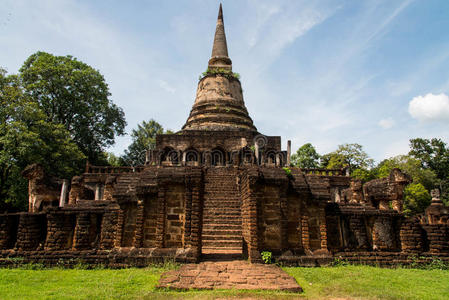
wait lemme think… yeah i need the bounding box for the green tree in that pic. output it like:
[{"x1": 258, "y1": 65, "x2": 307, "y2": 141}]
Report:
[
  {"x1": 321, "y1": 143, "x2": 374, "y2": 175},
  {"x1": 0, "y1": 69, "x2": 85, "y2": 211},
  {"x1": 291, "y1": 143, "x2": 320, "y2": 168},
  {"x1": 121, "y1": 120, "x2": 172, "y2": 166},
  {"x1": 374, "y1": 155, "x2": 438, "y2": 215},
  {"x1": 409, "y1": 138, "x2": 449, "y2": 205},
  {"x1": 375, "y1": 155, "x2": 437, "y2": 191},
  {"x1": 403, "y1": 183, "x2": 432, "y2": 216},
  {"x1": 19, "y1": 51, "x2": 126, "y2": 164}
]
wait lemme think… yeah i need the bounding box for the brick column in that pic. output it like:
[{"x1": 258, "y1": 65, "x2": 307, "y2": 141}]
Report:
[
  {"x1": 73, "y1": 213, "x2": 90, "y2": 250},
  {"x1": 399, "y1": 218, "x2": 423, "y2": 253},
  {"x1": 155, "y1": 188, "x2": 166, "y2": 248},
  {"x1": 100, "y1": 210, "x2": 119, "y2": 249},
  {"x1": 15, "y1": 213, "x2": 46, "y2": 250},
  {"x1": 133, "y1": 200, "x2": 144, "y2": 248},
  {"x1": 186, "y1": 167, "x2": 203, "y2": 261},
  {"x1": 114, "y1": 209, "x2": 124, "y2": 248}
]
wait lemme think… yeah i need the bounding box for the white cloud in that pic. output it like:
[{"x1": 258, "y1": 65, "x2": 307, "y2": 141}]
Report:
[
  {"x1": 408, "y1": 93, "x2": 449, "y2": 122},
  {"x1": 378, "y1": 118, "x2": 395, "y2": 129},
  {"x1": 158, "y1": 80, "x2": 176, "y2": 94}
]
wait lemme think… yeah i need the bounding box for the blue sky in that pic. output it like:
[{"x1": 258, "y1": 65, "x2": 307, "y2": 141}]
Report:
[{"x1": 2, "y1": 0, "x2": 449, "y2": 163}]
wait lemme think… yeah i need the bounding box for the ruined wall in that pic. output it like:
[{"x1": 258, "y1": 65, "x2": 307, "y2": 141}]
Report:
[
  {"x1": 0, "y1": 214, "x2": 19, "y2": 249},
  {"x1": 120, "y1": 202, "x2": 137, "y2": 247},
  {"x1": 258, "y1": 185, "x2": 282, "y2": 250},
  {"x1": 164, "y1": 184, "x2": 186, "y2": 248},
  {"x1": 15, "y1": 213, "x2": 47, "y2": 250},
  {"x1": 422, "y1": 224, "x2": 449, "y2": 254},
  {"x1": 45, "y1": 212, "x2": 76, "y2": 250},
  {"x1": 240, "y1": 168, "x2": 260, "y2": 262},
  {"x1": 400, "y1": 217, "x2": 425, "y2": 253},
  {"x1": 286, "y1": 192, "x2": 302, "y2": 250}
]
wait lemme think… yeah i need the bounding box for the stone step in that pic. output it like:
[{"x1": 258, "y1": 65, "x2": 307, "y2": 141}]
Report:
[
  {"x1": 202, "y1": 240, "x2": 242, "y2": 247},
  {"x1": 203, "y1": 199, "x2": 241, "y2": 204},
  {"x1": 202, "y1": 210, "x2": 241, "y2": 215},
  {"x1": 202, "y1": 229, "x2": 242, "y2": 236},
  {"x1": 202, "y1": 234, "x2": 242, "y2": 241},
  {"x1": 203, "y1": 217, "x2": 241, "y2": 223},
  {"x1": 203, "y1": 221, "x2": 242, "y2": 227},
  {"x1": 203, "y1": 223, "x2": 241, "y2": 229}
]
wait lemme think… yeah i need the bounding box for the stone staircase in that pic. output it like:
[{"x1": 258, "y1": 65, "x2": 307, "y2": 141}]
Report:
[{"x1": 201, "y1": 167, "x2": 243, "y2": 260}]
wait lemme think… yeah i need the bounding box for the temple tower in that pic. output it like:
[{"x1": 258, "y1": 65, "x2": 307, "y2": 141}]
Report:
[{"x1": 182, "y1": 4, "x2": 257, "y2": 132}]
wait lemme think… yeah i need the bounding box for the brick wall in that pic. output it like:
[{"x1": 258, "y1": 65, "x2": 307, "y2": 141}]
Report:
[
  {"x1": 0, "y1": 214, "x2": 19, "y2": 250},
  {"x1": 44, "y1": 212, "x2": 76, "y2": 250},
  {"x1": 15, "y1": 213, "x2": 47, "y2": 250}
]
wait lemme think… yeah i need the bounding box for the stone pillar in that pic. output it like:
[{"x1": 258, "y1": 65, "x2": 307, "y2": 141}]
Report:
[
  {"x1": 182, "y1": 152, "x2": 187, "y2": 166},
  {"x1": 254, "y1": 142, "x2": 259, "y2": 165},
  {"x1": 59, "y1": 179, "x2": 69, "y2": 207},
  {"x1": 275, "y1": 153, "x2": 280, "y2": 167},
  {"x1": 94, "y1": 184, "x2": 101, "y2": 201},
  {"x1": 287, "y1": 140, "x2": 291, "y2": 166}
]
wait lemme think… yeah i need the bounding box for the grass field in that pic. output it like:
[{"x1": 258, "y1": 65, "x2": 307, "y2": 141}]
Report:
[{"x1": 0, "y1": 265, "x2": 448, "y2": 299}]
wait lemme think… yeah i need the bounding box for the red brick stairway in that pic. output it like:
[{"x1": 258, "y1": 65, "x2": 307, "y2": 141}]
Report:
[{"x1": 201, "y1": 167, "x2": 243, "y2": 260}]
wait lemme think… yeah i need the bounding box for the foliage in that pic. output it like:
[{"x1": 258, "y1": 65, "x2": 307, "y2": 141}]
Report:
[
  {"x1": 291, "y1": 143, "x2": 320, "y2": 168},
  {"x1": 351, "y1": 168, "x2": 377, "y2": 182},
  {"x1": 409, "y1": 138, "x2": 449, "y2": 205},
  {"x1": 0, "y1": 69, "x2": 85, "y2": 211},
  {"x1": 200, "y1": 67, "x2": 240, "y2": 80},
  {"x1": 403, "y1": 183, "x2": 432, "y2": 216},
  {"x1": 409, "y1": 138, "x2": 449, "y2": 179},
  {"x1": 375, "y1": 155, "x2": 437, "y2": 191},
  {"x1": 261, "y1": 251, "x2": 272, "y2": 264},
  {"x1": 283, "y1": 167, "x2": 292, "y2": 177},
  {"x1": 121, "y1": 120, "x2": 172, "y2": 166},
  {"x1": 19, "y1": 51, "x2": 126, "y2": 164},
  {"x1": 321, "y1": 143, "x2": 374, "y2": 178}
]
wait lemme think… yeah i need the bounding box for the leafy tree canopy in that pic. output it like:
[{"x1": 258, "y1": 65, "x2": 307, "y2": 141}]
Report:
[
  {"x1": 291, "y1": 143, "x2": 320, "y2": 168},
  {"x1": 321, "y1": 143, "x2": 375, "y2": 173},
  {"x1": 409, "y1": 138, "x2": 449, "y2": 205},
  {"x1": 375, "y1": 155, "x2": 437, "y2": 191},
  {"x1": 121, "y1": 120, "x2": 173, "y2": 166},
  {"x1": 403, "y1": 183, "x2": 432, "y2": 216},
  {"x1": 19, "y1": 51, "x2": 126, "y2": 164},
  {"x1": 0, "y1": 69, "x2": 85, "y2": 211}
]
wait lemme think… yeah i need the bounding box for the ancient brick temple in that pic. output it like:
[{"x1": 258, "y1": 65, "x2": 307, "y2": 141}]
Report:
[{"x1": 1, "y1": 5, "x2": 448, "y2": 267}]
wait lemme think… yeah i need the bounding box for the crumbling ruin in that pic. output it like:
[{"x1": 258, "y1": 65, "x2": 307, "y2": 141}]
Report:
[{"x1": 1, "y1": 5, "x2": 448, "y2": 267}]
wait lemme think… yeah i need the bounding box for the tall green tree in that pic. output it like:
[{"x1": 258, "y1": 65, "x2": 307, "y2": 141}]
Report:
[
  {"x1": 409, "y1": 138, "x2": 449, "y2": 205},
  {"x1": 0, "y1": 69, "x2": 85, "y2": 211},
  {"x1": 321, "y1": 143, "x2": 375, "y2": 179},
  {"x1": 291, "y1": 143, "x2": 320, "y2": 168},
  {"x1": 19, "y1": 51, "x2": 126, "y2": 164},
  {"x1": 121, "y1": 120, "x2": 172, "y2": 166}
]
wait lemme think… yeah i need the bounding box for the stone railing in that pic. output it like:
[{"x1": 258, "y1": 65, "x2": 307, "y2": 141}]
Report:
[
  {"x1": 301, "y1": 168, "x2": 346, "y2": 176},
  {"x1": 86, "y1": 166, "x2": 144, "y2": 174}
]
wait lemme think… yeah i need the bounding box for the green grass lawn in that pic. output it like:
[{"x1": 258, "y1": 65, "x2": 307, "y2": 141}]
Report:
[{"x1": 0, "y1": 265, "x2": 448, "y2": 299}]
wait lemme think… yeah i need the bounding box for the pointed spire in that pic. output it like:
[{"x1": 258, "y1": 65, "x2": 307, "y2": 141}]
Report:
[{"x1": 209, "y1": 3, "x2": 232, "y2": 70}]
